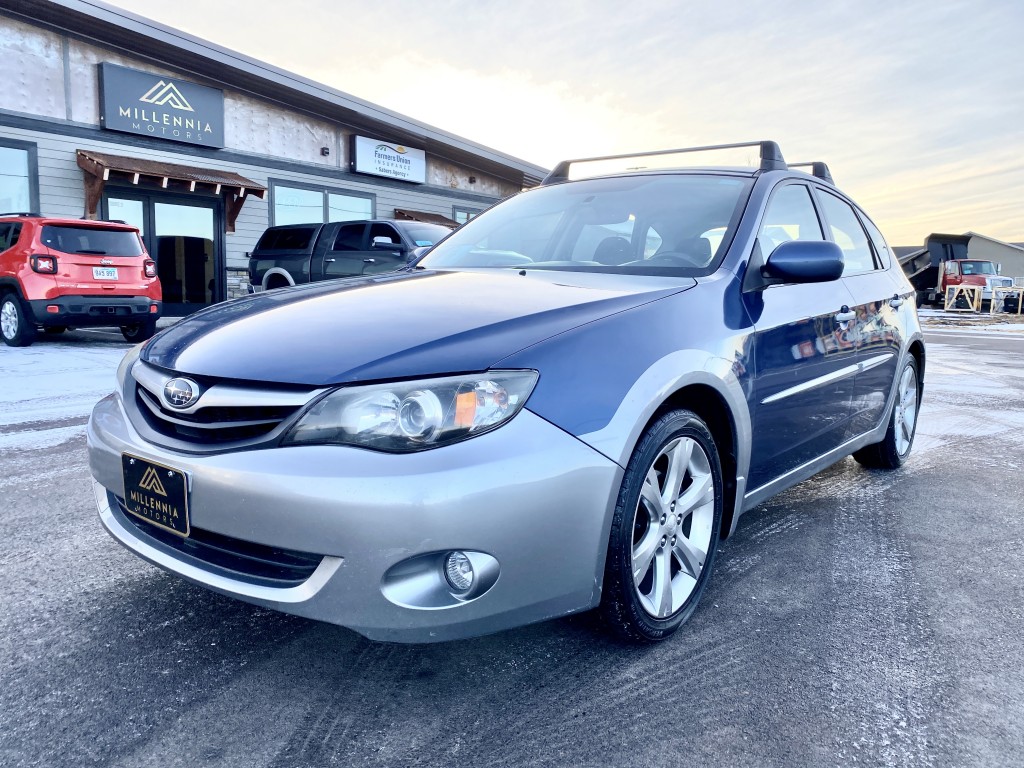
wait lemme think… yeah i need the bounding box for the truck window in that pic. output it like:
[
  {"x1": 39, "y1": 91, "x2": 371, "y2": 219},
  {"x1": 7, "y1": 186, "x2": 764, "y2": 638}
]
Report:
[
  {"x1": 368, "y1": 223, "x2": 399, "y2": 244},
  {"x1": 256, "y1": 227, "x2": 316, "y2": 251},
  {"x1": 332, "y1": 223, "x2": 365, "y2": 251}
]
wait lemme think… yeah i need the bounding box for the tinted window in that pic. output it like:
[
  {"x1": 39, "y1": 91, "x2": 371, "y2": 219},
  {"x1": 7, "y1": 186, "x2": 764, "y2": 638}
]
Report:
[
  {"x1": 368, "y1": 223, "x2": 399, "y2": 244},
  {"x1": 421, "y1": 174, "x2": 751, "y2": 274},
  {"x1": 41, "y1": 225, "x2": 143, "y2": 256},
  {"x1": 256, "y1": 227, "x2": 317, "y2": 251},
  {"x1": 818, "y1": 192, "x2": 876, "y2": 275},
  {"x1": 332, "y1": 223, "x2": 365, "y2": 251}
]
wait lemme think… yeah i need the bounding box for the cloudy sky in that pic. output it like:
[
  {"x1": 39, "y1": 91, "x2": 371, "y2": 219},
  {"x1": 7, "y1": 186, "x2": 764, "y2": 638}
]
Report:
[{"x1": 105, "y1": 0, "x2": 1022, "y2": 246}]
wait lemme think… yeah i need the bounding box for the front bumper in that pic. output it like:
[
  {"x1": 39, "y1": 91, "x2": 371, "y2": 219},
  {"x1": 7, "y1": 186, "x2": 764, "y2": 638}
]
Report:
[
  {"x1": 87, "y1": 392, "x2": 623, "y2": 642},
  {"x1": 28, "y1": 296, "x2": 160, "y2": 328}
]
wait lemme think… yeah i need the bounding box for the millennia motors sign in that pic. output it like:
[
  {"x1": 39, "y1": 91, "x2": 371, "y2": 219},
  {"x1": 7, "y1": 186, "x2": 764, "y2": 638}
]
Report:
[
  {"x1": 98, "y1": 63, "x2": 226, "y2": 148},
  {"x1": 351, "y1": 135, "x2": 426, "y2": 184}
]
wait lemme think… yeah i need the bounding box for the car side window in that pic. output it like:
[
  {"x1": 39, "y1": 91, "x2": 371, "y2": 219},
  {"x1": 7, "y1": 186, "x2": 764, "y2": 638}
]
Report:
[
  {"x1": 368, "y1": 223, "x2": 400, "y2": 245},
  {"x1": 758, "y1": 184, "x2": 824, "y2": 254},
  {"x1": 0, "y1": 224, "x2": 10, "y2": 251},
  {"x1": 332, "y1": 223, "x2": 365, "y2": 251},
  {"x1": 818, "y1": 191, "x2": 877, "y2": 275},
  {"x1": 861, "y1": 215, "x2": 891, "y2": 269}
]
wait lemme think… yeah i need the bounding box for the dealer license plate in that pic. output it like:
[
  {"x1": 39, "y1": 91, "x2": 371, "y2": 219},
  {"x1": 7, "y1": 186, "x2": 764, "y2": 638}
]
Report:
[
  {"x1": 92, "y1": 266, "x2": 118, "y2": 280},
  {"x1": 121, "y1": 454, "x2": 190, "y2": 537}
]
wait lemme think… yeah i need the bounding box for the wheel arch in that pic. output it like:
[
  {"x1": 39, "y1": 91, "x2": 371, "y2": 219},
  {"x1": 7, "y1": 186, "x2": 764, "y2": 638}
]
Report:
[
  {"x1": 647, "y1": 384, "x2": 740, "y2": 540},
  {"x1": 262, "y1": 268, "x2": 296, "y2": 290},
  {"x1": 576, "y1": 353, "x2": 751, "y2": 541}
]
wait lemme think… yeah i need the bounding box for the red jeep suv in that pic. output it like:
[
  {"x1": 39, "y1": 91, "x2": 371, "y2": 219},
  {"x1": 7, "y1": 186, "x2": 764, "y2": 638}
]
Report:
[{"x1": 0, "y1": 213, "x2": 162, "y2": 346}]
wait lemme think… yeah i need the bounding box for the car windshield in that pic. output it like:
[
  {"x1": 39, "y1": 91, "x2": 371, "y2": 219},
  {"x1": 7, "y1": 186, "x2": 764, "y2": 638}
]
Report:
[
  {"x1": 41, "y1": 225, "x2": 143, "y2": 256},
  {"x1": 960, "y1": 260, "x2": 996, "y2": 275},
  {"x1": 401, "y1": 223, "x2": 451, "y2": 247},
  {"x1": 419, "y1": 173, "x2": 752, "y2": 275}
]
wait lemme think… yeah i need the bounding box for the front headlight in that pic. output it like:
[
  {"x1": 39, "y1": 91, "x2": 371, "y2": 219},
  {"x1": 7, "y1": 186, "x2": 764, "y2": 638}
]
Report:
[{"x1": 282, "y1": 370, "x2": 538, "y2": 452}]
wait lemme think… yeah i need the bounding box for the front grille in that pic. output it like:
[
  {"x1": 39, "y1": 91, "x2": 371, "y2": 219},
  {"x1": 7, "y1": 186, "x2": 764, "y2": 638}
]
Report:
[
  {"x1": 112, "y1": 493, "x2": 324, "y2": 587},
  {"x1": 128, "y1": 362, "x2": 323, "y2": 449},
  {"x1": 135, "y1": 387, "x2": 299, "y2": 443}
]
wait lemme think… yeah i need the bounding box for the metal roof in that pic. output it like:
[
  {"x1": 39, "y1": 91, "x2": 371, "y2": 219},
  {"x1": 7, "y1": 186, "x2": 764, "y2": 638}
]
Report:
[{"x1": 0, "y1": 0, "x2": 548, "y2": 187}]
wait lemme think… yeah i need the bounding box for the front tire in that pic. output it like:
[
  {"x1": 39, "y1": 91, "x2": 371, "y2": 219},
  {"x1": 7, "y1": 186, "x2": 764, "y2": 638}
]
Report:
[
  {"x1": 1, "y1": 292, "x2": 37, "y2": 347},
  {"x1": 601, "y1": 409, "x2": 724, "y2": 643},
  {"x1": 120, "y1": 319, "x2": 157, "y2": 343},
  {"x1": 853, "y1": 357, "x2": 920, "y2": 469}
]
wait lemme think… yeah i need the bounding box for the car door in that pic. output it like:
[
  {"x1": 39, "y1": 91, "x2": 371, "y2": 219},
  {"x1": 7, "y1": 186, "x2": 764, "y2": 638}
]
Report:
[
  {"x1": 362, "y1": 222, "x2": 410, "y2": 274},
  {"x1": 321, "y1": 222, "x2": 369, "y2": 279},
  {"x1": 816, "y1": 191, "x2": 905, "y2": 437},
  {"x1": 745, "y1": 182, "x2": 860, "y2": 491}
]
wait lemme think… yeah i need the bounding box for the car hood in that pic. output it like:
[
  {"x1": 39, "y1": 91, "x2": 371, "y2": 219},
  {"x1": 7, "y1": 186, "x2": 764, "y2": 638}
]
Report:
[{"x1": 143, "y1": 269, "x2": 694, "y2": 386}]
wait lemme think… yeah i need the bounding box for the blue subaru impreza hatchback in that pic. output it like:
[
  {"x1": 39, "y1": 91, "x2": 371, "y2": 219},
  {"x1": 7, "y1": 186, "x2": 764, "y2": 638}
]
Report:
[{"x1": 87, "y1": 142, "x2": 924, "y2": 643}]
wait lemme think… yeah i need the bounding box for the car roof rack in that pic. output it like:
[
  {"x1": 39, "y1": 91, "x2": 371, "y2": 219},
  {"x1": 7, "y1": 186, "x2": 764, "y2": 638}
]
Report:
[
  {"x1": 540, "y1": 140, "x2": 788, "y2": 186},
  {"x1": 0, "y1": 211, "x2": 42, "y2": 217},
  {"x1": 788, "y1": 162, "x2": 834, "y2": 185}
]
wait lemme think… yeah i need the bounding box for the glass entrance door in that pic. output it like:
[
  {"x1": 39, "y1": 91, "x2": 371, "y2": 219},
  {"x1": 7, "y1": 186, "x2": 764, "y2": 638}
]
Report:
[
  {"x1": 105, "y1": 193, "x2": 221, "y2": 316},
  {"x1": 154, "y1": 202, "x2": 215, "y2": 311}
]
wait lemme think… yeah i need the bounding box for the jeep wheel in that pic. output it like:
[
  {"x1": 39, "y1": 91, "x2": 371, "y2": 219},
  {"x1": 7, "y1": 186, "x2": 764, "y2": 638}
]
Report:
[
  {"x1": 601, "y1": 409, "x2": 723, "y2": 642},
  {"x1": 120, "y1": 319, "x2": 157, "y2": 343},
  {"x1": 1, "y1": 293, "x2": 37, "y2": 347}
]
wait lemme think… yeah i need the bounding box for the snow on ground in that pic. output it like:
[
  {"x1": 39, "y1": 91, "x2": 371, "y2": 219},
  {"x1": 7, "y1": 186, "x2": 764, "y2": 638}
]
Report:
[{"x1": 0, "y1": 341, "x2": 130, "y2": 428}]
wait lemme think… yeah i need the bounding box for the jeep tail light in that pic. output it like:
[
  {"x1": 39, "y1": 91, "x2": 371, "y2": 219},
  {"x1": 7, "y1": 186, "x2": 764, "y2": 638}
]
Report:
[
  {"x1": 144, "y1": 260, "x2": 157, "y2": 278},
  {"x1": 31, "y1": 254, "x2": 57, "y2": 274}
]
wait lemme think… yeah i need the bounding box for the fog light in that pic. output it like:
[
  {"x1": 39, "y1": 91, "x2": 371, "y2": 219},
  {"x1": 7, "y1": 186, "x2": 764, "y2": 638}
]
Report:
[
  {"x1": 149, "y1": 304, "x2": 158, "y2": 314},
  {"x1": 444, "y1": 551, "x2": 474, "y2": 593},
  {"x1": 46, "y1": 305, "x2": 60, "y2": 314}
]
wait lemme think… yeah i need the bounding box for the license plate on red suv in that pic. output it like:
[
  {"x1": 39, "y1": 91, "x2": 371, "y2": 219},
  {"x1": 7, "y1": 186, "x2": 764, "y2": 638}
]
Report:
[
  {"x1": 121, "y1": 454, "x2": 190, "y2": 537},
  {"x1": 92, "y1": 266, "x2": 118, "y2": 280}
]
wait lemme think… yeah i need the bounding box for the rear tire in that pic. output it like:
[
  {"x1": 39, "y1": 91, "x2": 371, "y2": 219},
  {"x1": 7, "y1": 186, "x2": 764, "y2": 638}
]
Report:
[
  {"x1": 1, "y1": 292, "x2": 36, "y2": 347},
  {"x1": 853, "y1": 357, "x2": 920, "y2": 469},
  {"x1": 120, "y1": 319, "x2": 157, "y2": 343},
  {"x1": 601, "y1": 409, "x2": 723, "y2": 643}
]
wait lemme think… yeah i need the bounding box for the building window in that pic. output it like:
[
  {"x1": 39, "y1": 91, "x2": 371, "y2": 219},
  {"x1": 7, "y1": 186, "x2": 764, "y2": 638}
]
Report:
[
  {"x1": 0, "y1": 140, "x2": 39, "y2": 214},
  {"x1": 453, "y1": 206, "x2": 482, "y2": 226},
  {"x1": 270, "y1": 180, "x2": 374, "y2": 225}
]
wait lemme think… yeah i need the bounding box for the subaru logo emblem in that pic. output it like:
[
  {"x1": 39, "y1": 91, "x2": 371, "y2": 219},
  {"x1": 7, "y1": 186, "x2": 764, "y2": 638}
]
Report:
[{"x1": 163, "y1": 378, "x2": 199, "y2": 409}]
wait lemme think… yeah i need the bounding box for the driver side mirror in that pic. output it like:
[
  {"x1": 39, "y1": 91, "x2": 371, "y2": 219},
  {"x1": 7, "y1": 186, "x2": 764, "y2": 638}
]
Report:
[
  {"x1": 371, "y1": 236, "x2": 405, "y2": 253},
  {"x1": 761, "y1": 240, "x2": 844, "y2": 284}
]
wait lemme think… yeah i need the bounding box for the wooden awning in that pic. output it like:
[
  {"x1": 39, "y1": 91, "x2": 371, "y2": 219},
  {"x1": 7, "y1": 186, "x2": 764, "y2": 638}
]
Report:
[
  {"x1": 394, "y1": 208, "x2": 458, "y2": 228},
  {"x1": 76, "y1": 149, "x2": 267, "y2": 233}
]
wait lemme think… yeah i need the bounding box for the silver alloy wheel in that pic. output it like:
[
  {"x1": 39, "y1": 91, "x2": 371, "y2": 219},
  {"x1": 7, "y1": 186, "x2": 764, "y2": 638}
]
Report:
[
  {"x1": 631, "y1": 436, "x2": 717, "y2": 618},
  {"x1": 1, "y1": 299, "x2": 18, "y2": 340},
  {"x1": 894, "y1": 363, "x2": 919, "y2": 457}
]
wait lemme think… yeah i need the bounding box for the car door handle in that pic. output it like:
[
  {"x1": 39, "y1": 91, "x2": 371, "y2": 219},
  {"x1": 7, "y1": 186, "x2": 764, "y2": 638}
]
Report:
[
  {"x1": 324, "y1": 258, "x2": 336, "y2": 263},
  {"x1": 889, "y1": 293, "x2": 904, "y2": 308},
  {"x1": 835, "y1": 307, "x2": 856, "y2": 323},
  {"x1": 363, "y1": 258, "x2": 375, "y2": 264}
]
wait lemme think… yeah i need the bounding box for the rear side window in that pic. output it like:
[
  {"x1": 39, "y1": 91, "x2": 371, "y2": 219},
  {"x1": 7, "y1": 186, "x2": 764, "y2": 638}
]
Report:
[
  {"x1": 255, "y1": 227, "x2": 316, "y2": 251},
  {"x1": 861, "y1": 215, "x2": 892, "y2": 269},
  {"x1": 817, "y1": 192, "x2": 876, "y2": 275},
  {"x1": 41, "y1": 225, "x2": 142, "y2": 256}
]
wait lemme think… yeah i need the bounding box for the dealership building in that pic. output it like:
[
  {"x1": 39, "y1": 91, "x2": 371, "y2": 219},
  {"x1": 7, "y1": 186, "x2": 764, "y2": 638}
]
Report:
[{"x1": 0, "y1": 0, "x2": 546, "y2": 314}]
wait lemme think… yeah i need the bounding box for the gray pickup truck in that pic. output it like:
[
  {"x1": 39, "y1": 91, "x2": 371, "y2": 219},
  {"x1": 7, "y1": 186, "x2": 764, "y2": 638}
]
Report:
[{"x1": 248, "y1": 219, "x2": 452, "y2": 290}]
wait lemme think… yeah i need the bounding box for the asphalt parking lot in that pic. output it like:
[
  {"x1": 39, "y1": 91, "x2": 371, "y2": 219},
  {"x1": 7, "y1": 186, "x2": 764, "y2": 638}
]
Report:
[{"x1": 2, "y1": 321, "x2": 1023, "y2": 767}]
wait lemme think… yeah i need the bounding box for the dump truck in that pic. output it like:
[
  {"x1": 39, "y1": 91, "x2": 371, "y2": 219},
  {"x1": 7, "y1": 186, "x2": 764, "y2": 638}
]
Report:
[{"x1": 898, "y1": 233, "x2": 1017, "y2": 309}]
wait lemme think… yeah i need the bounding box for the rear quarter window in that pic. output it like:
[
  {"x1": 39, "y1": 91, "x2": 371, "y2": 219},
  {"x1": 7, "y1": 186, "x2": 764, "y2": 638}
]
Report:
[{"x1": 255, "y1": 227, "x2": 317, "y2": 251}]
